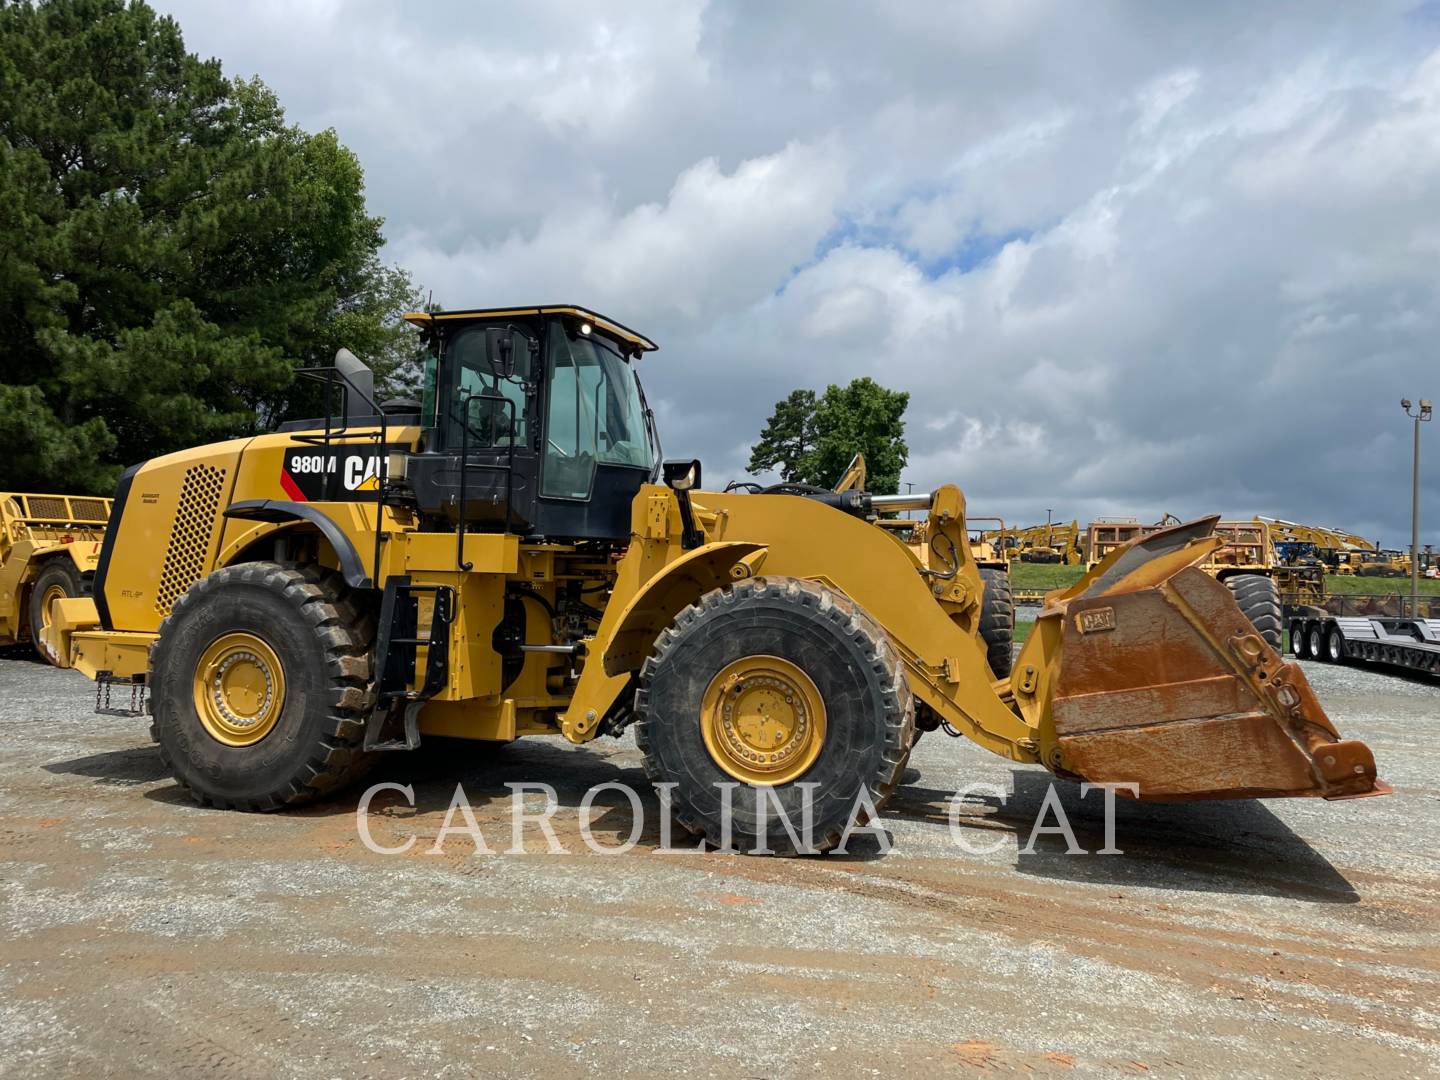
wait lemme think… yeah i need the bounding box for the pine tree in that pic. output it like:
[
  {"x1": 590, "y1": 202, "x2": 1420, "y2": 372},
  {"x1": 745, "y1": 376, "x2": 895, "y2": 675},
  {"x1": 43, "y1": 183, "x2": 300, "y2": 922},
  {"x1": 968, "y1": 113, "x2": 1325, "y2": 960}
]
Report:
[
  {"x1": 0, "y1": 0, "x2": 421, "y2": 491},
  {"x1": 747, "y1": 389, "x2": 818, "y2": 482}
]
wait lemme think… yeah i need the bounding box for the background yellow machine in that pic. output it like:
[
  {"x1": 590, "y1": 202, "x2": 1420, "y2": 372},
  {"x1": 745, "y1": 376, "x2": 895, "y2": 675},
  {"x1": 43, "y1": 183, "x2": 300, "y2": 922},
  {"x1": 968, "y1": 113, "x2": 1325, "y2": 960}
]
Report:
[
  {"x1": 0, "y1": 492, "x2": 111, "y2": 664},
  {"x1": 1257, "y1": 516, "x2": 1378, "y2": 576},
  {"x1": 46, "y1": 305, "x2": 1385, "y2": 852},
  {"x1": 983, "y1": 519, "x2": 1083, "y2": 565},
  {"x1": 1085, "y1": 517, "x2": 1286, "y2": 648}
]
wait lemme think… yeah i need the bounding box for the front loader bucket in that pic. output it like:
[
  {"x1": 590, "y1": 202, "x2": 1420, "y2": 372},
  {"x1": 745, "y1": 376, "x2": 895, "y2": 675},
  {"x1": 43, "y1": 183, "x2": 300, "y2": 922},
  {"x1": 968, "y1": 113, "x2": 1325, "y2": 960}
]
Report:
[{"x1": 1031, "y1": 517, "x2": 1387, "y2": 801}]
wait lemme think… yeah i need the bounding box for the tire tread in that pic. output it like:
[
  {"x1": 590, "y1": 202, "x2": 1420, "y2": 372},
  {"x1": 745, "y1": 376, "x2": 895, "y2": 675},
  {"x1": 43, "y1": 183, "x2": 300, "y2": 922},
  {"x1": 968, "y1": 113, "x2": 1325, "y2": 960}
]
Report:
[
  {"x1": 1224, "y1": 573, "x2": 1283, "y2": 650},
  {"x1": 150, "y1": 561, "x2": 376, "y2": 811},
  {"x1": 635, "y1": 576, "x2": 914, "y2": 855}
]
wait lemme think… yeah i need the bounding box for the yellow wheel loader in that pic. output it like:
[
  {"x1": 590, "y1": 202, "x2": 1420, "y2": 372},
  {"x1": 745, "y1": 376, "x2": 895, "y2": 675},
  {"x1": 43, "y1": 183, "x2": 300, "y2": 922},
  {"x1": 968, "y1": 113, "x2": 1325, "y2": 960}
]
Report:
[{"x1": 45, "y1": 306, "x2": 1386, "y2": 853}]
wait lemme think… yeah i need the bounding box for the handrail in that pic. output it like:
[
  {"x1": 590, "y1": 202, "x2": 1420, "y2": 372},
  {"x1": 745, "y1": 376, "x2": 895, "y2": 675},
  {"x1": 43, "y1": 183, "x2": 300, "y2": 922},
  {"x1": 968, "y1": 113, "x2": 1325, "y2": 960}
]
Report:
[
  {"x1": 455, "y1": 390, "x2": 517, "y2": 572},
  {"x1": 292, "y1": 365, "x2": 390, "y2": 587}
]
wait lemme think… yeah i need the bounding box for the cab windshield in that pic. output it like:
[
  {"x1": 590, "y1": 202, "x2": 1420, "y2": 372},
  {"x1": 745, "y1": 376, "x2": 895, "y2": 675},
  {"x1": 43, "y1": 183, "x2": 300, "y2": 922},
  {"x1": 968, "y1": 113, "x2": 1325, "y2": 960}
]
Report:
[{"x1": 542, "y1": 319, "x2": 654, "y2": 498}]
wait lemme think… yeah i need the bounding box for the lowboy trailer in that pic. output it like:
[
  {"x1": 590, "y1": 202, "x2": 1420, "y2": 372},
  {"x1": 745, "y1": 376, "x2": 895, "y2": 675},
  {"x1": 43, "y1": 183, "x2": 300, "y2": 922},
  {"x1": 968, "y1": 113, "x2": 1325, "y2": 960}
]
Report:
[{"x1": 1291, "y1": 614, "x2": 1440, "y2": 676}]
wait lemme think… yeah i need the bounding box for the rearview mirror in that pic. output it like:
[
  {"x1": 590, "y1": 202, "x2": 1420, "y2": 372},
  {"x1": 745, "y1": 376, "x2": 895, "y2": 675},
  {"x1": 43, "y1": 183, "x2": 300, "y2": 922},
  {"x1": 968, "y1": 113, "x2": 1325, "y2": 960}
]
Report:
[
  {"x1": 663, "y1": 459, "x2": 701, "y2": 491},
  {"x1": 486, "y1": 328, "x2": 515, "y2": 379}
]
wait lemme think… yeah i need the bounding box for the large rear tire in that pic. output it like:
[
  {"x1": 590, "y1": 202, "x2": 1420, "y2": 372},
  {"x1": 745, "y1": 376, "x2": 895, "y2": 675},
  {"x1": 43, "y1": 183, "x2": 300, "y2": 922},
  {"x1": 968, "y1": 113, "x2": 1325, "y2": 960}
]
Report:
[
  {"x1": 28, "y1": 558, "x2": 84, "y2": 664},
  {"x1": 149, "y1": 562, "x2": 376, "y2": 810},
  {"x1": 636, "y1": 577, "x2": 914, "y2": 855},
  {"x1": 977, "y1": 567, "x2": 1014, "y2": 678},
  {"x1": 1224, "y1": 573, "x2": 1282, "y2": 651}
]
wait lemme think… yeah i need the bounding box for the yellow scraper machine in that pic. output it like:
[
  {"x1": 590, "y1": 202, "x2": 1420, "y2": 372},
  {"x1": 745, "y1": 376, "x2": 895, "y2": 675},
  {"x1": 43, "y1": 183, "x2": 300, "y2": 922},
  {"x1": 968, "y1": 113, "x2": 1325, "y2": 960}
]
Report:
[
  {"x1": 0, "y1": 492, "x2": 111, "y2": 665},
  {"x1": 44, "y1": 304, "x2": 1387, "y2": 853}
]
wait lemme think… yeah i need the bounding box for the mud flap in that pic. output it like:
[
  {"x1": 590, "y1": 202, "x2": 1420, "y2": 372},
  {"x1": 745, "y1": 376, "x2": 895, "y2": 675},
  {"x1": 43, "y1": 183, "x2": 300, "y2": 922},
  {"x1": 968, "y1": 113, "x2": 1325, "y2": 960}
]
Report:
[{"x1": 1043, "y1": 520, "x2": 1387, "y2": 801}]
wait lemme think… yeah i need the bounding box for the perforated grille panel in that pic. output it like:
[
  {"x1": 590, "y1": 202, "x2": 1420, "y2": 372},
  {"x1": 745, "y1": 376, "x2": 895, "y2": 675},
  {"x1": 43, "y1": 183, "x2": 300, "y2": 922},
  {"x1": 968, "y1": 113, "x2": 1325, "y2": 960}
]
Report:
[
  {"x1": 25, "y1": 496, "x2": 67, "y2": 519},
  {"x1": 70, "y1": 498, "x2": 110, "y2": 522},
  {"x1": 155, "y1": 465, "x2": 227, "y2": 615}
]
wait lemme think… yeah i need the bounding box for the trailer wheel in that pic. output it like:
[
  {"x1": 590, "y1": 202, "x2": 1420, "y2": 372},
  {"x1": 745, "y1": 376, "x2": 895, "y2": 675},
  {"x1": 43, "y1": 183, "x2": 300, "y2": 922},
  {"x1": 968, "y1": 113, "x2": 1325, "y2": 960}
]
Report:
[
  {"x1": 149, "y1": 561, "x2": 376, "y2": 810},
  {"x1": 636, "y1": 576, "x2": 914, "y2": 855},
  {"x1": 1290, "y1": 620, "x2": 1309, "y2": 659},
  {"x1": 978, "y1": 568, "x2": 1014, "y2": 678},
  {"x1": 28, "y1": 559, "x2": 84, "y2": 664},
  {"x1": 1325, "y1": 625, "x2": 1346, "y2": 663},
  {"x1": 1224, "y1": 573, "x2": 1282, "y2": 651},
  {"x1": 1307, "y1": 623, "x2": 1326, "y2": 662}
]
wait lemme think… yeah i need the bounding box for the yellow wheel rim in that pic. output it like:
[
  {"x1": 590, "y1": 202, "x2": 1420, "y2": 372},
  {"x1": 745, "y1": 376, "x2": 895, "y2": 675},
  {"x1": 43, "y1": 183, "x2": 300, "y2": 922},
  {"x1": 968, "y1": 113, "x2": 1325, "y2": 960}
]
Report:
[
  {"x1": 39, "y1": 583, "x2": 67, "y2": 635},
  {"x1": 192, "y1": 632, "x2": 286, "y2": 747},
  {"x1": 699, "y1": 655, "x2": 827, "y2": 785}
]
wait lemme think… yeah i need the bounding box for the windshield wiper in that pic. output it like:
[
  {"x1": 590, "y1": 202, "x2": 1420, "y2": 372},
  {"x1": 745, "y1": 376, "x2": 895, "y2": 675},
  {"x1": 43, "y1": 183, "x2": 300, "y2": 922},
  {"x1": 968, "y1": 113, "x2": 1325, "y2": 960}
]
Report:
[{"x1": 635, "y1": 373, "x2": 662, "y2": 481}]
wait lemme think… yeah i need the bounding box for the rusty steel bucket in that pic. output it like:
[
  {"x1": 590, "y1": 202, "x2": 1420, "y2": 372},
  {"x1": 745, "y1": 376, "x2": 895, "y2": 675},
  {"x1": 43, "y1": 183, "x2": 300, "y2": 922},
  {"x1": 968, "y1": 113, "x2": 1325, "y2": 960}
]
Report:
[{"x1": 1037, "y1": 517, "x2": 1388, "y2": 801}]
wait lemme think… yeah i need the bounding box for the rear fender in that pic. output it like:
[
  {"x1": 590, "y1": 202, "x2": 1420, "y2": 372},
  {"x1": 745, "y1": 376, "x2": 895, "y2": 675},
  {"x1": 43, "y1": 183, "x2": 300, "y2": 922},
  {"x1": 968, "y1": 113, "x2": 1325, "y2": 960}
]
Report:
[{"x1": 223, "y1": 501, "x2": 372, "y2": 587}]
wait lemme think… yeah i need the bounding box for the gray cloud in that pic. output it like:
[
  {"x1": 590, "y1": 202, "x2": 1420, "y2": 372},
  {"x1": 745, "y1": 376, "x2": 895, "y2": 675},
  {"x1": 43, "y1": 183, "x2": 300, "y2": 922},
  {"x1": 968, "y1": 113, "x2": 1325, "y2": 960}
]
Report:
[{"x1": 156, "y1": 0, "x2": 1440, "y2": 546}]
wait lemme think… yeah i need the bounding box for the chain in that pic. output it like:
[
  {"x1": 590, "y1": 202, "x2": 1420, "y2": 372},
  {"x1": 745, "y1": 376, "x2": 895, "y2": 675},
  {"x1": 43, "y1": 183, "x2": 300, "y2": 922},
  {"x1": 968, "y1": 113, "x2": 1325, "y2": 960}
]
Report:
[{"x1": 94, "y1": 674, "x2": 147, "y2": 716}]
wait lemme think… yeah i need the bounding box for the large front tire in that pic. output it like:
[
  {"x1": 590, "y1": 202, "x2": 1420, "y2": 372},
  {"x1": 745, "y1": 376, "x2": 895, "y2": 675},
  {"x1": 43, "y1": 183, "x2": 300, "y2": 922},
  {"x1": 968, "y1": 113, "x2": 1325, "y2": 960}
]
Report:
[
  {"x1": 149, "y1": 562, "x2": 376, "y2": 810},
  {"x1": 636, "y1": 577, "x2": 913, "y2": 855}
]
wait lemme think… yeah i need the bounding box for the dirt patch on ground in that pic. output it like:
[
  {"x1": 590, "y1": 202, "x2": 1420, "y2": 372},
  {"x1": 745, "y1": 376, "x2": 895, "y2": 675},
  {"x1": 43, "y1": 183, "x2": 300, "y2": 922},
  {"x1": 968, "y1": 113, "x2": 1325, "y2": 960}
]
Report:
[{"x1": 1, "y1": 657, "x2": 1436, "y2": 1078}]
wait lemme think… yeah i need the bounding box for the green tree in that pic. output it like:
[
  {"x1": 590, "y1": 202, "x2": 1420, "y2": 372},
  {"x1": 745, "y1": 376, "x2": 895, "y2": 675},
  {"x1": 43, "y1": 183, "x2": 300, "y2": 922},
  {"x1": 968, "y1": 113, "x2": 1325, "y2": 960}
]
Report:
[
  {"x1": 747, "y1": 378, "x2": 909, "y2": 494},
  {"x1": 811, "y1": 377, "x2": 909, "y2": 494},
  {"x1": 0, "y1": 0, "x2": 421, "y2": 492},
  {"x1": 746, "y1": 388, "x2": 817, "y2": 482}
]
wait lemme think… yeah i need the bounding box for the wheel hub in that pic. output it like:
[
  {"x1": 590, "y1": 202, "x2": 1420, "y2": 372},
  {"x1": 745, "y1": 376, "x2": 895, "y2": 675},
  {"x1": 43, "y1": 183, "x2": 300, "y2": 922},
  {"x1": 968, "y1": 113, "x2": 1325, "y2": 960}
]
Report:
[
  {"x1": 40, "y1": 582, "x2": 66, "y2": 633},
  {"x1": 699, "y1": 655, "x2": 826, "y2": 785},
  {"x1": 193, "y1": 632, "x2": 286, "y2": 746}
]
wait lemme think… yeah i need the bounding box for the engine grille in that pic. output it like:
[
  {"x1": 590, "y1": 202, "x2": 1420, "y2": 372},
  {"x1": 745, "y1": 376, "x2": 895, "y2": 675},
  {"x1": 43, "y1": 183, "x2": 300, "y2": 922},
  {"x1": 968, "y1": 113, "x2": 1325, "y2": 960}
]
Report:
[{"x1": 155, "y1": 465, "x2": 227, "y2": 615}]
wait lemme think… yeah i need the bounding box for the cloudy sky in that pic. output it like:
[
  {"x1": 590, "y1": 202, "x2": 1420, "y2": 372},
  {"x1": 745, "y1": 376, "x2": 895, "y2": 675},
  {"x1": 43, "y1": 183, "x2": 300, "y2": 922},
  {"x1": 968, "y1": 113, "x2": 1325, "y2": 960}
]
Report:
[{"x1": 157, "y1": 1, "x2": 1440, "y2": 547}]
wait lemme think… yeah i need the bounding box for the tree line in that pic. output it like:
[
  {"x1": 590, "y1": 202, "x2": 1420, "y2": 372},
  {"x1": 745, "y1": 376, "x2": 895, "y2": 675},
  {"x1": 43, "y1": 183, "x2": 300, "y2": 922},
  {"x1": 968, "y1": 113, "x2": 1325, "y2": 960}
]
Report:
[{"x1": 0, "y1": 0, "x2": 420, "y2": 493}]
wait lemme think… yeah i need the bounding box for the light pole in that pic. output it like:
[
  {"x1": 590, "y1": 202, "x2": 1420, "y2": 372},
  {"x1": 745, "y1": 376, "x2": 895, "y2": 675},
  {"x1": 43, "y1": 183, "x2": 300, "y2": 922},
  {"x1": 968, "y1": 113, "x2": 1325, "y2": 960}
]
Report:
[{"x1": 1402, "y1": 399, "x2": 1432, "y2": 617}]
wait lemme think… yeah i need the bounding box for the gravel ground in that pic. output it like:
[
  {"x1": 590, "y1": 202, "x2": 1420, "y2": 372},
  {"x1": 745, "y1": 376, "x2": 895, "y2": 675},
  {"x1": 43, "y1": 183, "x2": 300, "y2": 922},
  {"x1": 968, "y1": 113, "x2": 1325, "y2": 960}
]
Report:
[{"x1": 0, "y1": 652, "x2": 1436, "y2": 1079}]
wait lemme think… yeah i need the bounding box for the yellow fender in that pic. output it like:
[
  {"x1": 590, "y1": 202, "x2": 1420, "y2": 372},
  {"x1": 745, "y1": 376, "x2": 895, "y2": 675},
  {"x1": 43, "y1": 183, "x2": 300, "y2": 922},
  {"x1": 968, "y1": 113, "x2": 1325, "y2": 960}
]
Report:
[
  {"x1": 559, "y1": 539, "x2": 764, "y2": 741},
  {"x1": 602, "y1": 540, "x2": 767, "y2": 677}
]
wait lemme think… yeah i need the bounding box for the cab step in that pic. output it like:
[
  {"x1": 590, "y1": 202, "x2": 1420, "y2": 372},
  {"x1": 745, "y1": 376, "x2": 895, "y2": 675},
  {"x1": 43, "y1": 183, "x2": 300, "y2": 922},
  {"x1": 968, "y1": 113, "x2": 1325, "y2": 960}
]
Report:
[{"x1": 363, "y1": 577, "x2": 455, "y2": 751}]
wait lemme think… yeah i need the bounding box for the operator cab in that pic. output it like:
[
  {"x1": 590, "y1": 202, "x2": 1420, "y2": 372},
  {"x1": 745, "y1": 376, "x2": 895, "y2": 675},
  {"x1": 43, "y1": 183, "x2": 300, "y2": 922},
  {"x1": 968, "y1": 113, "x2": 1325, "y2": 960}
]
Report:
[{"x1": 401, "y1": 306, "x2": 660, "y2": 541}]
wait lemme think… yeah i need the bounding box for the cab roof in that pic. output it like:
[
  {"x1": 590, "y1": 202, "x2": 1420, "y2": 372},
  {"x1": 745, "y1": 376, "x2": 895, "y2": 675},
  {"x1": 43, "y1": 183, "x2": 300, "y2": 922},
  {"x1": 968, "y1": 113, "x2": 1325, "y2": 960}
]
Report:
[{"x1": 402, "y1": 305, "x2": 658, "y2": 353}]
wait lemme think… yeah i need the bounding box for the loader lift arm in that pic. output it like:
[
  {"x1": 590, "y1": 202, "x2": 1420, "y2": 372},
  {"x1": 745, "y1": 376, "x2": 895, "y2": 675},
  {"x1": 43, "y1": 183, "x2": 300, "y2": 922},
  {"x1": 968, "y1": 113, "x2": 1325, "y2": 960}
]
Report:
[{"x1": 569, "y1": 486, "x2": 1385, "y2": 802}]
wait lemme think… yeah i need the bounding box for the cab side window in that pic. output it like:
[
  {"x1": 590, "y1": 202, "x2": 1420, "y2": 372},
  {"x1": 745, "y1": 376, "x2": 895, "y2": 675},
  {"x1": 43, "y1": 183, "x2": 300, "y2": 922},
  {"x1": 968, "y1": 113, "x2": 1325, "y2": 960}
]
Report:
[
  {"x1": 447, "y1": 327, "x2": 529, "y2": 449},
  {"x1": 541, "y1": 323, "x2": 602, "y2": 498}
]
